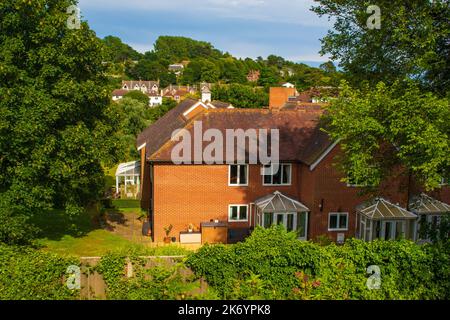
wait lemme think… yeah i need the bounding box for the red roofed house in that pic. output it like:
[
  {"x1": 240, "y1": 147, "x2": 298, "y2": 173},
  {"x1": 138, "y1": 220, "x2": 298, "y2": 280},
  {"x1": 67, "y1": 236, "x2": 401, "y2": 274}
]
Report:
[
  {"x1": 113, "y1": 80, "x2": 163, "y2": 106},
  {"x1": 136, "y1": 98, "x2": 450, "y2": 244}
]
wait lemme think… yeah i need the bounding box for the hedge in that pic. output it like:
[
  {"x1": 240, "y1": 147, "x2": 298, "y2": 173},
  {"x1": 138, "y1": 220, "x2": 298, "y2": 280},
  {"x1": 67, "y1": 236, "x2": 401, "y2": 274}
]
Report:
[
  {"x1": 186, "y1": 225, "x2": 450, "y2": 300},
  {"x1": 0, "y1": 245, "x2": 78, "y2": 300}
]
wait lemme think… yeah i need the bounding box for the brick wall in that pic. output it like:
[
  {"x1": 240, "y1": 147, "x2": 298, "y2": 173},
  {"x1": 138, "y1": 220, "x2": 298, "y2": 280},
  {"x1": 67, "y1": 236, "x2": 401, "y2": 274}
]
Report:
[
  {"x1": 152, "y1": 163, "x2": 301, "y2": 242},
  {"x1": 148, "y1": 145, "x2": 449, "y2": 243},
  {"x1": 301, "y1": 145, "x2": 411, "y2": 242},
  {"x1": 269, "y1": 87, "x2": 296, "y2": 110}
]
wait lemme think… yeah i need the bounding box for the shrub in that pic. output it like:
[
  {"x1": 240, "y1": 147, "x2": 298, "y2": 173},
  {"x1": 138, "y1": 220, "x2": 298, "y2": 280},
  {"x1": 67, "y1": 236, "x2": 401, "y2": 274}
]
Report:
[
  {"x1": 97, "y1": 251, "x2": 217, "y2": 300},
  {"x1": 0, "y1": 245, "x2": 78, "y2": 300},
  {"x1": 186, "y1": 226, "x2": 450, "y2": 300}
]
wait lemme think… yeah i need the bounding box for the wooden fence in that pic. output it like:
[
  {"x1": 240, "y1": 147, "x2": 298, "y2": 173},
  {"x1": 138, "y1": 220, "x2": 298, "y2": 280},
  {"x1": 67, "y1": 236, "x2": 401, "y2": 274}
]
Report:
[{"x1": 77, "y1": 256, "x2": 187, "y2": 300}]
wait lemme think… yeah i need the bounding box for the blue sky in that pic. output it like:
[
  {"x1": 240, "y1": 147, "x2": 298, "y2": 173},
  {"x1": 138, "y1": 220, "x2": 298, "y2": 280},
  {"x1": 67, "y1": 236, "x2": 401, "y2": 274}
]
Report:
[{"x1": 78, "y1": 0, "x2": 333, "y2": 67}]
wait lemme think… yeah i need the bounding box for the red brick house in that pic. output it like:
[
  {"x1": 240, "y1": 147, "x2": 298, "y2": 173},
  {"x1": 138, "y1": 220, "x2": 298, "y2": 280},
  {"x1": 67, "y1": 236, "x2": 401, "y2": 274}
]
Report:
[{"x1": 136, "y1": 99, "x2": 450, "y2": 243}]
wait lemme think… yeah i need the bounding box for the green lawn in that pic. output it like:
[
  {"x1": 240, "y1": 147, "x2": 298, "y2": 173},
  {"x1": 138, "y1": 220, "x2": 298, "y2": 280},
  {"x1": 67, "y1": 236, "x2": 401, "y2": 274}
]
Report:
[
  {"x1": 30, "y1": 207, "x2": 138, "y2": 257},
  {"x1": 36, "y1": 229, "x2": 138, "y2": 257},
  {"x1": 30, "y1": 197, "x2": 190, "y2": 257}
]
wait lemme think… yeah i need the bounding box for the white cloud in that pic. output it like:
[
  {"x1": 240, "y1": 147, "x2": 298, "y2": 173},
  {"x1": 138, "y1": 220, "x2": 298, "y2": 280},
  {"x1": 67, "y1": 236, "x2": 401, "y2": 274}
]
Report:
[
  {"x1": 127, "y1": 42, "x2": 154, "y2": 54},
  {"x1": 78, "y1": 0, "x2": 331, "y2": 27}
]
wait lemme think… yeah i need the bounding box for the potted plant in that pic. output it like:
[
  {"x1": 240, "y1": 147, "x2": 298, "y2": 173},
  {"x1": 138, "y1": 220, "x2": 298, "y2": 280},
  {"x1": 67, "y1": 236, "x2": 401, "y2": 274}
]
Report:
[
  {"x1": 163, "y1": 224, "x2": 173, "y2": 244},
  {"x1": 188, "y1": 223, "x2": 194, "y2": 233}
]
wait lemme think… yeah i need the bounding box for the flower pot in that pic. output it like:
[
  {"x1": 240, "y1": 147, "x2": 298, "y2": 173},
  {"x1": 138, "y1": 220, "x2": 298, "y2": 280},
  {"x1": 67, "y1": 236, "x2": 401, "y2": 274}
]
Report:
[{"x1": 163, "y1": 237, "x2": 171, "y2": 244}]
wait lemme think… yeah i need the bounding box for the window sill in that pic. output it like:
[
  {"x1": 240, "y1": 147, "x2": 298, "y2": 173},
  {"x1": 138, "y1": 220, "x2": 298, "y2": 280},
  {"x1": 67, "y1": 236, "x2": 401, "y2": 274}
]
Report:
[{"x1": 328, "y1": 228, "x2": 348, "y2": 232}]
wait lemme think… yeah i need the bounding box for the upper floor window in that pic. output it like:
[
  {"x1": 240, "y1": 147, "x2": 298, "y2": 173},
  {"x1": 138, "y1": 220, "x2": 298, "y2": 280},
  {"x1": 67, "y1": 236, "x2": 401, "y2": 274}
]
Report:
[
  {"x1": 229, "y1": 165, "x2": 248, "y2": 186},
  {"x1": 263, "y1": 164, "x2": 292, "y2": 186},
  {"x1": 328, "y1": 212, "x2": 349, "y2": 231}
]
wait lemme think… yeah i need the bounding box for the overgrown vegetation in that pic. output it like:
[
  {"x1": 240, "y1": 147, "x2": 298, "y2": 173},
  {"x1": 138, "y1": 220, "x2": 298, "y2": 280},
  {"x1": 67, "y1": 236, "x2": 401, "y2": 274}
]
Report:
[
  {"x1": 0, "y1": 245, "x2": 78, "y2": 300},
  {"x1": 186, "y1": 226, "x2": 450, "y2": 300},
  {"x1": 103, "y1": 35, "x2": 342, "y2": 90},
  {"x1": 97, "y1": 249, "x2": 216, "y2": 300},
  {"x1": 0, "y1": 0, "x2": 121, "y2": 245}
]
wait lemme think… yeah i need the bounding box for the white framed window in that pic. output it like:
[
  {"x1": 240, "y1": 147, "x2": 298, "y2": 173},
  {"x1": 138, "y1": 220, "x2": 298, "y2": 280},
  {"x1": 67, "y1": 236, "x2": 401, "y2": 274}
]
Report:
[
  {"x1": 228, "y1": 165, "x2": 248, "y2": 186},
  {"x1": 440, "y1": 176, "x2": 449, "y2": 186},
  {"x1": 228, "y1": 204, "x2": 248, "y2": 222},
  {"x1": 328, "y1": 212, "x2": 349, "y2": 231},
  {"x1": 262, "y1": 164, "x2": 292, "y2": 186}
]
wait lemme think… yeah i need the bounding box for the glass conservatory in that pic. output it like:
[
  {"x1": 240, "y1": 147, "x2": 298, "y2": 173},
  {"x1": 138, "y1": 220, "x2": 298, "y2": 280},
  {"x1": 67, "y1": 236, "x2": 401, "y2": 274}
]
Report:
[{"x1": 115, "y1": 161, "x2": 141, "y2": 199}]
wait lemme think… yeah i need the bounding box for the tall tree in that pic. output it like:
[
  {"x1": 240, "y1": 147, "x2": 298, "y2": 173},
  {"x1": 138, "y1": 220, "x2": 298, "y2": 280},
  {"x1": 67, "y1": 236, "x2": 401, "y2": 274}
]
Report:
[
  {"x1": 102, "y1": 35, "x2": 142, "y2": 62},
  {"x1": 312, "y1": 0, "x2": 450, "y2": 95},
  {"x1": 0, "y1": 0, "x2": 120, "y2": 243},
  {"x1": 323, "y1": 81, "x2": 450, "y2": 191}
]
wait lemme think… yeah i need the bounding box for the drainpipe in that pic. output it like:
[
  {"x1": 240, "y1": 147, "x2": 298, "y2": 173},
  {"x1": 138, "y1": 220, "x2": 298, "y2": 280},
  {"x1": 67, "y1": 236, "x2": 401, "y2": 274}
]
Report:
[{"x1": 149, "y1": 161, "x2": 155, "y2": 242}]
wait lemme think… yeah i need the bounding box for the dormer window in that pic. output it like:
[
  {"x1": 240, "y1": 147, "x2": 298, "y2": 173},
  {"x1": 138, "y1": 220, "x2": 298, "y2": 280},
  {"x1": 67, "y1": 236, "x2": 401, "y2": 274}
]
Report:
[{"x1": 123, "y1": 85, "x2": 128, "y2": 89}]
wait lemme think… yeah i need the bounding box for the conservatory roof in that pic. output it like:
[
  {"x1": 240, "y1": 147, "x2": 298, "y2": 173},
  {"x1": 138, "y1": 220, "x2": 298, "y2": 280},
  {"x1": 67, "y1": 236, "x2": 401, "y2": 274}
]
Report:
[
  {"x1": 409, "y1": 193, "x2": 450, "y2": 215},
  {"x1": 255, "y1": 191, "x2": 310, "y2": 213},
  {"x1": 357, "y1": 198, "x2": 417, "y2": 220},
  {"x1": 115, "y1": 161, "x2": 140, "y2": 177}
]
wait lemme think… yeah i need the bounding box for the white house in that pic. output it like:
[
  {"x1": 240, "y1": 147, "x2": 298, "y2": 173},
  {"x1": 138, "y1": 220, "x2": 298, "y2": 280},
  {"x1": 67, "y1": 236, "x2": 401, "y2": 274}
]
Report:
[{"x1": 281, "y1": 82, "x2": 295, "y2": 88}]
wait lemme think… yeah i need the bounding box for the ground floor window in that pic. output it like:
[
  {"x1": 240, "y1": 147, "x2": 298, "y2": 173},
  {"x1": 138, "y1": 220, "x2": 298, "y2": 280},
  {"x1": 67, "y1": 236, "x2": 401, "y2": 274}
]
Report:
[
  {"x1": 261, "y1": 211, "x2": 308, "y2": 240},
  {"x1": 360, "y1": 217, "x2": 409, "y2": 241},
  {"x1": 229, "y1": 205, "x2": 248, "y2": 222},
  {"x1": 328, "y1": 212, "x2": 348, "y2": 231}
]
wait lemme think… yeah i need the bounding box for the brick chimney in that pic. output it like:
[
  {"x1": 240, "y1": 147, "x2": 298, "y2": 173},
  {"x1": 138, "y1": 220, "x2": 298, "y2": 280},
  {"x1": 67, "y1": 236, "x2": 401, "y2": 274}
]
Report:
[{"x1": 269, "y1": 87, "x2": 297, "y2": 111}]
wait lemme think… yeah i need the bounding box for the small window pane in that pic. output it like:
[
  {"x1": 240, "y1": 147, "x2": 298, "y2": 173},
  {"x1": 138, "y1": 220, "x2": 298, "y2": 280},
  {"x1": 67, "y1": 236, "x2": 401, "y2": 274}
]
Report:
[
  {"x1": 230, "y1": 165, "x2": 238, "y2": 184},
  {"x1": 287, "y1": 214, "x2": 294, "y2": 232},
  {"x1": 282, "y1": 165, "x2": 290, "y2": 184},
  {"x1": 230, "y1": 206, "x2": 238, "y2": 220},
  {"x1": 264, "y1": 213, "x2": 273, "y2": 227},
  {"x1": 263, "y1": 165, "x2": 272, "y2": 184},
  {"x1": 239, "y1": 206, "x2": 247, "y2": 220},
  {"x1": 329, "y1": 214, "x2": 338, "y2": 229},
  {"x1": 273, "y1": 166, "x2": 282, "y2": 184},
  {"x1": 297, "y1": 212, "x2": 307, "y2": 238},
  {"x1": 339, "y1": 214, "x2": 347, "y2": 229},
  {"x1": 239, "y1": 165, "x2": 247, "y2": 185}
]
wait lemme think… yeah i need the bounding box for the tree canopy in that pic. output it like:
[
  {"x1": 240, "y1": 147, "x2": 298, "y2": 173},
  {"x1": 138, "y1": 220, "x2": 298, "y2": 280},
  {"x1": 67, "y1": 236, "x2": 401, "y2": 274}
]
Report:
[
  {"x1": 312, "y1": 0, "x2": 450, "y2": 96},
  {"x1": 0, "y1": 0, "x2": 120, "y2": 244},
  {"x1": 323, "y1": 81, "x2": 450, "y2": 191}
]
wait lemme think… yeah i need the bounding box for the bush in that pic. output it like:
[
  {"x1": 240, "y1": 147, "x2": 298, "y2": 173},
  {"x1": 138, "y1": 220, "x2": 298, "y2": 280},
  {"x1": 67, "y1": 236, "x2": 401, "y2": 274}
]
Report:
[
  {"x1": 186, "y1": 226, "x2": 450, "y2": 300},
  {"x1": 97, "y1": 251, "x2": 217, "y2": 300},
  {"x1": 0, "y1": 245, "x2": 78, "y2": 300}
]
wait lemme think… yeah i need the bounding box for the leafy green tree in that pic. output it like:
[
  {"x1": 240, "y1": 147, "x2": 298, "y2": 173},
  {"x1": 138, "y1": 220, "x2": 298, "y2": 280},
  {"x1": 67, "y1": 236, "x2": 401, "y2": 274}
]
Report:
[
  {"x1": 0, "y1": 0, "x2": 120, "y2": 244},
  {"x1": 113, "y1": 98, "x2": 151, "y2": 161},
  {"x1": 102, "y1": 35, "x2": 142, "y2": 62},
  {"x1": 323, "y1": 81, "x2": 450, "y2": 190},
  {"x1": 145, "y1": 98, "x2": 178, "y2": 123},
  {"x1": 153, "y1": 36, "x2": 222, "y2": 61},
  {"x1": 312, "y1": 0, "x2": 450, "y2": 95},
  {"x1": 159, "y1": 72, "x2": 177, "y2": 88},
  {"x1": 123, "y1": 90, "x2": 149, "y2": 105},
  {"x1": 212, "y1": 84, "x2": 268, "y2": 109},
  {"x1": 257, "y1": 66, "x2": 281, "y2": 88},
  {"x1": 127, "y1": 59, "x2": 166, "y2": 81}
]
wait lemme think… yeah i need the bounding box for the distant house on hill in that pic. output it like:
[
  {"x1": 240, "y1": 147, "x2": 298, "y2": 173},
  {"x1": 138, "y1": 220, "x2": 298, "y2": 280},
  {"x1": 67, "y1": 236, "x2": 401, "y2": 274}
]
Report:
[
  {"x1": 281, "y1": 82, "x2": 295, "y2": 88},
  {"x1": 200, "y1": 83, "x2": 212, "y2": 103},
  {"x1": 168, "y1": 64, "x2": 185, "y2": 76},
  {"x1": 162, "y1": 84, "x2": 197, "y2": 103},
  {"x1": 112, "y1": 80, "x2": 162, "y2": 107},
  {"x1": 247, "y1": 70, "x2": 260, "y2": 82}
]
